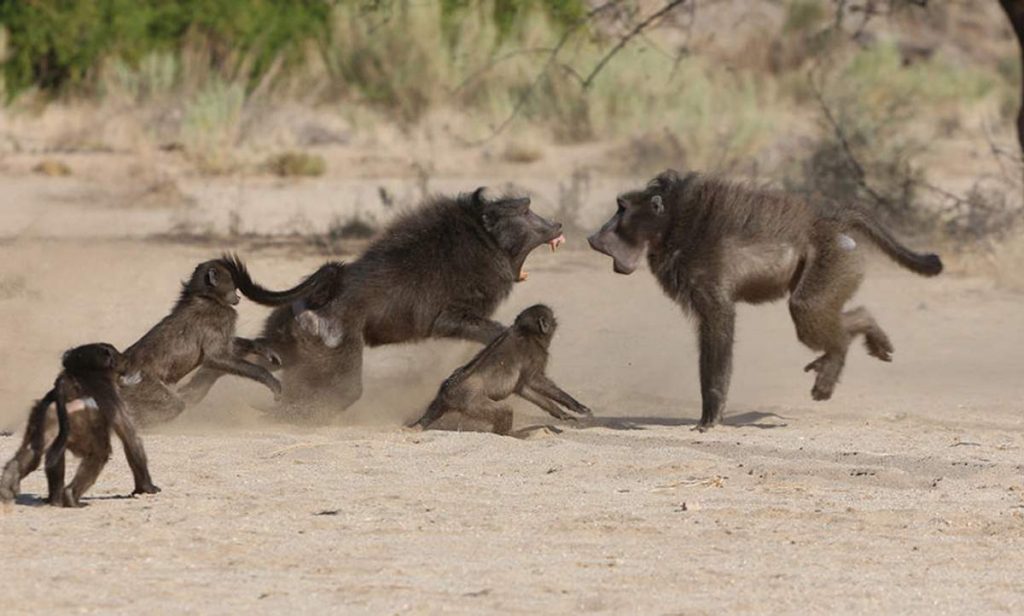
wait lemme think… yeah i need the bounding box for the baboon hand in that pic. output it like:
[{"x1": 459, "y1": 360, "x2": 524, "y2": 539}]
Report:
[{"x1": 571, "y1": 403, "x2": 593, "y2": 417}]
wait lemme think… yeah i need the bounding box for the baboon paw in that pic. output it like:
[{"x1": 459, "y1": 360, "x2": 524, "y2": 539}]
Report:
[
  {"x1": 865, "y1": 340, "x2": 894, "y2": 363},
  {"x1": 692, "y1": 422, "x2": 715, "y2": 433},
  {"x1": 811, "y1": 383, "x2": 834, "y2": 401},
  {"x1": 574, "y1": 405, "x2": 593, "y2": 417},
  {"x1": 133, "y1": 484, "x2": 161, "y2": 495}
]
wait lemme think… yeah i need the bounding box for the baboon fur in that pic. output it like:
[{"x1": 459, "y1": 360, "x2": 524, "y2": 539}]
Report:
[
  {"x1": 181, "y1": 188, "x2": 566, "y2": 418},
  {"x1": 410, "y1": 304, "x2": 591, "y2": 435},
  {"x1": 0, "y1": 343, "x2": 159, "y2": 507},
  {"x1": 588, "y1": 169, "x2": 942, "y2": 430}
]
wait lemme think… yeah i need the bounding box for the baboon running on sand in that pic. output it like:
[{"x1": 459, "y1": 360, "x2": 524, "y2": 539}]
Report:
[
  {"x1": 180, "y1": 188, "x2": 567, "y2": 419},
  {"x1": 588, "y1": 169, "x2": 942, "y2": 431}
]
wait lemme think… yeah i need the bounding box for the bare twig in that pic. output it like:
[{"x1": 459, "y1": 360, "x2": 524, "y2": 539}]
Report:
[{"x1": 581, "y1": 0, "x2": 689, "y2": 90}]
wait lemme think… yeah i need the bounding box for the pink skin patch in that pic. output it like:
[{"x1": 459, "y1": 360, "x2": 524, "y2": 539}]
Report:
[
  {"x1": 518, "y1": 234, "x2": 566, "y2": 283},
  {"x1": 549, "y1": 233, "x2": 566, "y2": 252}
]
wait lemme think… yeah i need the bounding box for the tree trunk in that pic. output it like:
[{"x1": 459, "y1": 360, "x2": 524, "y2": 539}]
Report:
[{"x1": 999, "y1": 0, "x2": 1024, "y2": 155}]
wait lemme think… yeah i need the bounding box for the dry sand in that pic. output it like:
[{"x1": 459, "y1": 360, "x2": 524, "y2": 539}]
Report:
[{"x1": 1, "y1": 191, "x2": 1023, "y2": 613}]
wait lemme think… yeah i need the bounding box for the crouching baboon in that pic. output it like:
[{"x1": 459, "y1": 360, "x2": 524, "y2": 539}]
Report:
[
  {"x1": 410, "y1": 305, "x2": 591, "y2": 435},
  {"x1": 181, "y1": 189, "x2": 567, "y2": 419},
  {"x1": 0, "y1": 343, "x2": 159, "y2": 507},
  {"x1": 121, "y1": 256, "x2": 328, "y2": 426},
  {"x1": 588, "y1": 169, "x2": 943, "y2": 431}
]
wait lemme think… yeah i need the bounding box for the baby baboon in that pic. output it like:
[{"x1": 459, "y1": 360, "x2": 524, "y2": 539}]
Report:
[
  {"x1": 588, "y1": 169, "x2": 942, "y2": 431},
  {"x1": 121, "y1": 257, "x2": 316, "y2": 426},
  {"x1": 181, "y1": 189, "x2": 567, "y2": 418},
  {"x1": 0, "y1": 343, "x2": 159, "y2": 507},
  {"x1": 410, "y1": 305, "x2": 591, "y2": 435}
]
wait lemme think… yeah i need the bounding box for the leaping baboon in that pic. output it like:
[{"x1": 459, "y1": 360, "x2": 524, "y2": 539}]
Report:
[
  {"x1": 588, "y1": 169, "x2": 942, "y2": 431},
  {"x1": 410, "y1": 304, "x2": 591, "y2": 435},
  {"x1": 0, "y1": 343, "x2": 159, "y2": 507},
  {"x1": 180, "y1": 188, "x2": 567, "y2": 419},
  {"x1": 121, "y1": 256, "x2": 332, "y2": 426}
]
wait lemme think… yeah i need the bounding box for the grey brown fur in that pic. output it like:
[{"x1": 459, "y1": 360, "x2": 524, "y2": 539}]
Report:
[
  {"x1": 410, "y1": 305, "x2": 591, "y2": 435},
  {"x1": 120, "y1": 258, "x2": 286, "y2": 426},
  {"x1": 181, "y1": 188, "x2": 566, "y2": 419},
  {"x1": 0, "y1": 343, "x2": 159, "y2": 507},
  {"x1": 589, "y1": 169, "x2": 942, "y2": 431}
]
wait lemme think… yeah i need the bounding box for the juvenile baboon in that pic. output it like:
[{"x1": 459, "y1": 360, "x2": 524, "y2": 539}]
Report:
[
  {"x1": 181, "y1": 189, "x2": 567, "y2": 418},
  {"x1": 0, "y1": 343, "x2": 159, "y2": 507},
  {"x1": 588, "y1": 169, "x2": 942, "y2": 431},
  {"x1": 409, "y1": 304, "x2": 591, "y2": 435},
  {"x1": 121, "y1": 257, "x2": 325, "y2": 426}
]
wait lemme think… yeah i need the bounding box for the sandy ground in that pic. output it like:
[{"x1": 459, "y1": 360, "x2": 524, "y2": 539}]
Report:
[{"x1": 1, "y1": 184, "x2": 1024, "y2": 614}]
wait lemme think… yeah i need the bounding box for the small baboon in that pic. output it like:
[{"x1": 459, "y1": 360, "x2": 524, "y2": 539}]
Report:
[
  {"x1": 588, "y1": 169, "x2": 942, "y2": 431},
  {"x1": 121, "y1": 256, "x2": 324, "y2": 426},
  {"x1": 0, "y1": 343, "x2": 159, "y2": 507},
  {"x1": 181, "y1": 189, "x2": 567, "y2": 418},
  {"x1": 409, "y1": 304, "x2": 591, "y2": 435}
]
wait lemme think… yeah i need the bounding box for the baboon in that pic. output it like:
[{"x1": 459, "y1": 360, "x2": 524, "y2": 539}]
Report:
[
  {"x1": 121, "y1": 257, "x2": 329, "y2": 426},
  {"x1": 409, "y1": 304, "x2": 591, "y2": 435},
  {"x1": 181, "y1": 188, "x2": 567, "y2": 418},
  {"x1": 588, "y1": 169, "x2": 942, "y2": 431},
  {"x1": 0, "y1": 343, "x2": 159, "y2": 507}
]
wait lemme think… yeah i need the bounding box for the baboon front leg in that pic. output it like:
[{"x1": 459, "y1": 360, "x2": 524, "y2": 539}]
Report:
[
  {"x1": 204, "y1": 356, "x2": 282, "y2": 400},
  {"x1": 695, "y1": 302, "x2": 735, "y2": 431},
  {"x1": 431, "y1": 309, "x2": 506, "y2": 344},
  {"x1": 518, "y1": 386, "x2": 576, "y2": 421},
  {"x1": 111, "y1": 407, "x2": 160, "y2": 496},
  {"x1": 232, "y1": 337, "x2": 282, "y2": 367},
  {"x1": 527, "y1": 375, "x2": 592, "y2": 416}
]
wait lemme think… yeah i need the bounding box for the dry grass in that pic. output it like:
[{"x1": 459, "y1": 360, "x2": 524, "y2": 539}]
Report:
[{"x1": 266, "y1": 151, "x2": 326, "y2": 177}]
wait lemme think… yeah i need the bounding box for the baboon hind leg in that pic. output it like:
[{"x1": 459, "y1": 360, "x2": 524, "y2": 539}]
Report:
[
  {"x1": 843, "y1": 306, "x2": 893, "y2": 362},
  {"x1": 0, "y1": 397, "x2": 51, "y2": 502},
  {"x1": 789, "y1": 246, "x2": 863, "y2": 401},
  {"x1": 121, "y1": 376, "x2": 186, "y2": 427},
  {"x1": 62, "y1": 444, "x2": 111, "y2": 508},
  {"x1": 461, "y1": 397, "x2": 514, "y2": 436}
]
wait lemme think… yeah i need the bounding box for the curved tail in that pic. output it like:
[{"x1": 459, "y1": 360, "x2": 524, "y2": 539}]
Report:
[
  {"x1": 845, "y1": 209, "x2": 943, "y2": 276},
  {"x1": 220, "y1": 254, "x2": 346, "y2": 308},
  {"x1": 44, "y1": 385, "x2": 68, "y2": 471}
]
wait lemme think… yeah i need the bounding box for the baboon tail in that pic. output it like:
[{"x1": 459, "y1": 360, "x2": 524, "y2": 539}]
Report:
[
  {"x1": 220, "y1": 254, "x2": 346, "y2": 307},
  {"x1": 846, "y1": 209, "x2": 943, "y2": 277},
  {"x1": 43, "y1": 387, "x2": 67, "y2": 470}
]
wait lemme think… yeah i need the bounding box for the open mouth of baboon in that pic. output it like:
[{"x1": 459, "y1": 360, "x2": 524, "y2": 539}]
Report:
[{"x1": 517, "y1": 226, "x2": 565, "y2": 282}]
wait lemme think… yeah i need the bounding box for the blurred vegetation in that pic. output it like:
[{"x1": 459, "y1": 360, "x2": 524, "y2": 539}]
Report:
[{"x1": 0, "y1": 0, "x2": 331, "y2": 98}]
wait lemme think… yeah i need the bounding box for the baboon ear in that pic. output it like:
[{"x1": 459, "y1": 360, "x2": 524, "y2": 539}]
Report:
[
  {"x1": 657, "y1": 169, "x2": 681, "y2": 186},
  {"x1": 472, "y1": 187, "x2": 487, "y2": 205},
  {"x1": 537, "y1": 315, "x2": 551, "y2": 335},
  {"x1": 205, "y1": 267, "x2": 218, "y2": 287},
  {"x1": 651, "y1": 194, "x2": 665, "y2": 215}
]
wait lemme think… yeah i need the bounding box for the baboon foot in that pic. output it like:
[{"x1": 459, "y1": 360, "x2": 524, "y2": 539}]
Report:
[
  {"x1": 60, "y1": 489, "x2": 84, "y2": 508},
  {"x1": 811, "y1": 374, "x2": 836, "y2": 401},
  {"x1": 864, "y1": 332, "x2": 894, "y2": 362},
  {"x1": 133, "y1": 483, "x2": 161, "y2": 496}
]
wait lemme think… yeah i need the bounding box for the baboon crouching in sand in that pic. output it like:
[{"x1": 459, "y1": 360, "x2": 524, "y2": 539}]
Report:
[
  {"x1": 0, "y1": 343, "x2": 159, "y2": 507},
  {"x1": 588, "y1": 169, "x2": 942, "y2": 431},
  {"x1": 410, "y1": 305, "x2": 591, "y2": 435}
]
